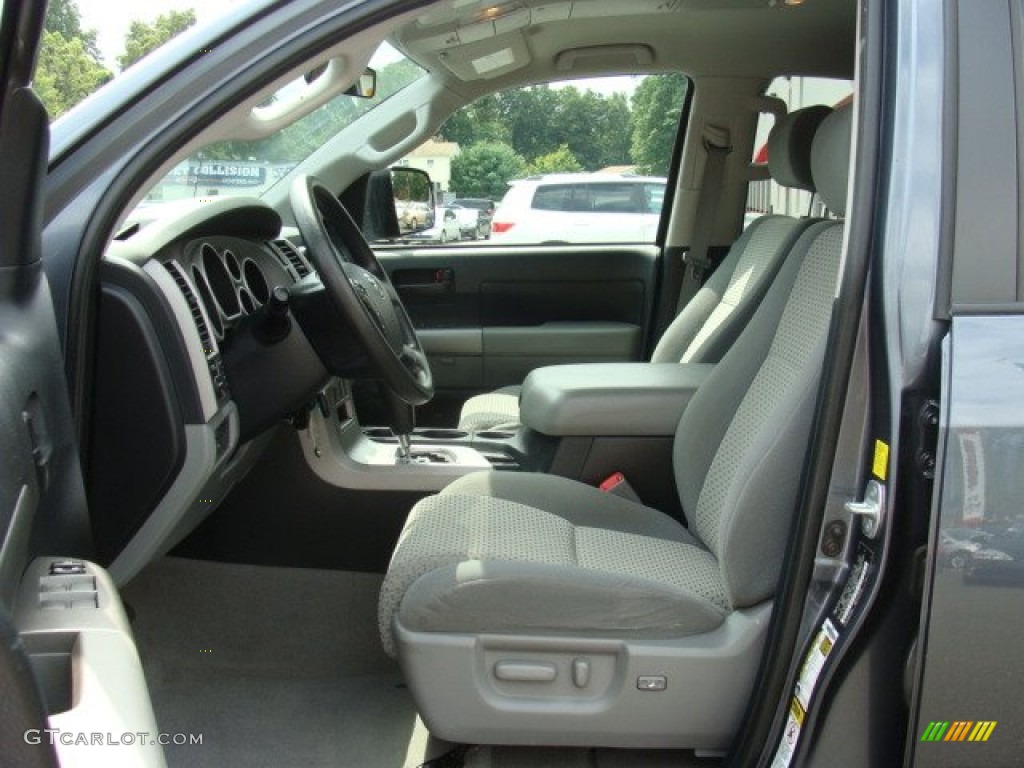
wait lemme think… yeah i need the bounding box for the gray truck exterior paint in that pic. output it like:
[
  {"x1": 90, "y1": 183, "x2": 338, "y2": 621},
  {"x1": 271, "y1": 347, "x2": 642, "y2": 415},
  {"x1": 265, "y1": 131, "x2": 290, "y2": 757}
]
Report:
[{"x1": 912, "y1": 317, "x2": 1024, "y2": 767}]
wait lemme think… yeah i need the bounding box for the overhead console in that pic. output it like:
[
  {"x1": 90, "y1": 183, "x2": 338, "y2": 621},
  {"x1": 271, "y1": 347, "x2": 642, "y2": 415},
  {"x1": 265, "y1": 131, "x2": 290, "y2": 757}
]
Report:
[{"x1": 397, "y1": 0, "x2": 681, "y2": 80}]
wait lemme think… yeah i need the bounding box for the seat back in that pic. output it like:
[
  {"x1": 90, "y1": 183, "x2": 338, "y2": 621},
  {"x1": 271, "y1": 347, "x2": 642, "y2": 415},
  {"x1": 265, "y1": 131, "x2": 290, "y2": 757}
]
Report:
[
  {"x1": 673, "y1": 105, "x2": 853, "y2": 608},
  {"x1": 651, "y1": 105, "x2": 832, "y2": 365}
]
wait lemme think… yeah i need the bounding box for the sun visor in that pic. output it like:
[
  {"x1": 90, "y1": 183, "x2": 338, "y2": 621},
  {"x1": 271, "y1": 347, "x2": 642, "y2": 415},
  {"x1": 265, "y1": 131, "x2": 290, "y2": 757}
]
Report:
[{"x1": 434, "y1": 32, "x2": 532, "y2": 80}]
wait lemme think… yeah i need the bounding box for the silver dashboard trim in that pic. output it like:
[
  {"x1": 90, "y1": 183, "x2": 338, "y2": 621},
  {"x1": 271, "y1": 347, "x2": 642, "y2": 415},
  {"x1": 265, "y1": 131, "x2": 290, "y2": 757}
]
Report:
[{"x1": 143, "y1": 258, "x2": 219, "y2": 421}]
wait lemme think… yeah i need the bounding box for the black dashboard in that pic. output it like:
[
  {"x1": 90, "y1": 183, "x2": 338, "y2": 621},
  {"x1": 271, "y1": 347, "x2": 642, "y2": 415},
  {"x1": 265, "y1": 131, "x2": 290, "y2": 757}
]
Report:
[{"x1": 90, "y1": 197, "x2": 327, "y2": 581}]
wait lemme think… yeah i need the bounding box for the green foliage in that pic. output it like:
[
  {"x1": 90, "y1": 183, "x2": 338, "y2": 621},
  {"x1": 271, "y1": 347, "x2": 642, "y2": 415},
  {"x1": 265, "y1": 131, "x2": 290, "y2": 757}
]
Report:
[
  {"x1": 450, "y1": 142, "x2": 526, "y2": 200},
  {"x1": 438, "y1": 83, "x2": 635, "y2": 171},
  {"x1": 36, "y1": 1, "x2": 111, "y2": 119},
  {"x1": 437, "y1": 94, "x2": 508, "y2": 147},
  {"x1": 527, "y1": 144, "x2": 582, "y2": 175},
  {"x1": 117, "y1": 10, "x2": 197, "y2": 71},
  {"x1": 44, "y1": 0, "x2": 102, "y2": 61},
  {"x1": 556, "y1": 86, "x2": 632, "y2": 169},
  {"x1": 629, "y1": 74, "x2": 688, "y2": 176}
]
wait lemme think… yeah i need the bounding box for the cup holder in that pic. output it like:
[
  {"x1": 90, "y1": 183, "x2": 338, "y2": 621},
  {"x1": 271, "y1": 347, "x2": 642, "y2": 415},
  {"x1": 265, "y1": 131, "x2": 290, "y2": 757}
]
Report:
[
  {"x1": 416, "y1": 429, "x2": 469, "y2": 441},
  {"x1": 476, "y1": 430, "x2": 516, "y2": 440}
]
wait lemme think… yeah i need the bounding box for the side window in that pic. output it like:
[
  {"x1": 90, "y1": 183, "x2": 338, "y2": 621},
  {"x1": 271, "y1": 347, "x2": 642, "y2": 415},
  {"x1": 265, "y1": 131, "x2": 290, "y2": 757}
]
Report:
[
  {"x1": 532, "y1": 184, "x2": 581, "y2": 212},
  {"x1": 381, "y1": 74, "x2": 688, "y2": 246},
  {"x1": 746, "y1": 76, "x2": 853, "y2": 226},
  {"x1": 644, "y1": 183, "x2": 665, "y2": 214},
  {"x1": 588, "y1": 183, "x2": 644, "y2": 213}
]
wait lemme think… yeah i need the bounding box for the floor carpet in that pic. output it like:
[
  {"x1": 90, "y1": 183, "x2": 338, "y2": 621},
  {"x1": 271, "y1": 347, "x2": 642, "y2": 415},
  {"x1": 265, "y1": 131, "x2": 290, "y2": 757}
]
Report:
[{"x1": 122, "y1": 557, "x2": 451, "y2": 768}]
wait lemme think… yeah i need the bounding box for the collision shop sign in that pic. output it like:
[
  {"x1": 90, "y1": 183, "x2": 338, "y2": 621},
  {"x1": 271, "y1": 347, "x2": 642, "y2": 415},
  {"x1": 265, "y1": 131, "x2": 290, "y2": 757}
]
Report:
[{"x1": 189, "y1": 162, "x2": 266, "y2": 187}]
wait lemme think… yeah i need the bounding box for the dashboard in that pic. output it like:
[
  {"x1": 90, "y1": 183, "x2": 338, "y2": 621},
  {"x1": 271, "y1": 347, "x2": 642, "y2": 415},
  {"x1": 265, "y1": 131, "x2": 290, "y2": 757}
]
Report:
[{"x1": 91, "y1": 197, "x2": 327, "y2": 584}]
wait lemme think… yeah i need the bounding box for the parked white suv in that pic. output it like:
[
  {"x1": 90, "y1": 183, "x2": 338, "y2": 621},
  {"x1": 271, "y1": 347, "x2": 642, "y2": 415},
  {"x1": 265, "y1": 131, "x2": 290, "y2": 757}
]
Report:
[{"x1": 489, "y1": 173, "x2": 666, "y2": 245}]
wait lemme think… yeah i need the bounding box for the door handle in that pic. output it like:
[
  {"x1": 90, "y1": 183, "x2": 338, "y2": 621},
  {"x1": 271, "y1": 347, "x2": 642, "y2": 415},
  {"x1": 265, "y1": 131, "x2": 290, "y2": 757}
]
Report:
[
  {"x1": 398, "y1": 282, "x2": 450, "y2": 296},
  {"x1": 393, "y1": 268, "x2": 454, "y2": 300}
]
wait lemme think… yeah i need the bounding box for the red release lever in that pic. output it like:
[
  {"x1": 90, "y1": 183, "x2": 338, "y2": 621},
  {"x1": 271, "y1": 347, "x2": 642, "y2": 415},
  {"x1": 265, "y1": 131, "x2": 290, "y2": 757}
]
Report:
[{"x1": 599, "y1": 472, "x2": 626, "y2": 492}]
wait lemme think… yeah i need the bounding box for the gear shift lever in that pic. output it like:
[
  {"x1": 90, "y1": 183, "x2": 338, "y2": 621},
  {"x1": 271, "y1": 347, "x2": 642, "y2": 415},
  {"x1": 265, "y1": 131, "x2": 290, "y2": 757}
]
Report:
[{"x1": 382, "y1": 387, "x2": 416, "y2": 462}]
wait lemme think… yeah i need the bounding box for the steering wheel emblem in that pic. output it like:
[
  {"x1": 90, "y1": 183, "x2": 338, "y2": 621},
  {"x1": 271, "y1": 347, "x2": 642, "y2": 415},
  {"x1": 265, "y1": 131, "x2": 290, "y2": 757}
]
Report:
[{"x1": 363, "y1": 274, "x2": 388, "y2": 301}]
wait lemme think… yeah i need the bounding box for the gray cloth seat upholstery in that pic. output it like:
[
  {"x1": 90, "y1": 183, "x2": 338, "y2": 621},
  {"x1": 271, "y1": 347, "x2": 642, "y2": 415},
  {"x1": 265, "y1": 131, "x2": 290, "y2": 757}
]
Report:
[
  {"x1": 379, "y1": 472, "x2": 727, "y2": 656},
  {"x1": 457, "y1": 105, "x2": 832, "y2": 432},
  {"x1": 380, "y1": 105, "x2": 853, "y2": 748}
]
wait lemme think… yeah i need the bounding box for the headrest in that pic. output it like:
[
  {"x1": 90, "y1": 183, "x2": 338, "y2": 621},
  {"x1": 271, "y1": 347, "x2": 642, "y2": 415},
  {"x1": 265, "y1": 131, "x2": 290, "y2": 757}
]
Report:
[
  {"x1": 766, "y1": 105, "x2": 832, "y2": 191},
  {"x1": 810, "y1": 104, "x2": 853, "y2": 216}
]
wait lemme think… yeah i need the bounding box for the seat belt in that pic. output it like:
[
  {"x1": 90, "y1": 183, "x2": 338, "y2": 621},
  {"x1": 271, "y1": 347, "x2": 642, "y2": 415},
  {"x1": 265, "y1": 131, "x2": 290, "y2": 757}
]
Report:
[{"x1": 676, "y1": 125, "x2": 732, "y2": 314}]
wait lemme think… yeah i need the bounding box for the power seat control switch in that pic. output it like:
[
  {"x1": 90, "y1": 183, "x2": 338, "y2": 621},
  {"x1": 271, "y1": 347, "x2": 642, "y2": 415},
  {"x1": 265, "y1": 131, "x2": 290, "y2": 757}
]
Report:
[
  {"x1": 39, "y1": 560, "x2": 98, "y2": 609},
  {"x1": 49, "y1": 559, "x2": 87, "y2": 576},
  {"x1": 637, "y1": 675, "x2": 667, "y2": 691},
  {"x1": 572, "y1": 658, "x2": 591, "y2": 688}
]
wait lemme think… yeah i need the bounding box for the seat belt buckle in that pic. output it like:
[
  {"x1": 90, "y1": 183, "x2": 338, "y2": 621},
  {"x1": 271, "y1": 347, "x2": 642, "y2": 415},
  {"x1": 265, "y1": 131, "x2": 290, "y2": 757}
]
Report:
[{"x1": 598, "y1": 472, "x2": 642, "y2": 503}]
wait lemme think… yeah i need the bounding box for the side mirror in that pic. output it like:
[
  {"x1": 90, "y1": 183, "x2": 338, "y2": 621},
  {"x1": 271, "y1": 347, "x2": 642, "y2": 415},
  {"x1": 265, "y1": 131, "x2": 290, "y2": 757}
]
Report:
[{"x1": 391, "y1": 167, "x2": 435, "y2": 234}]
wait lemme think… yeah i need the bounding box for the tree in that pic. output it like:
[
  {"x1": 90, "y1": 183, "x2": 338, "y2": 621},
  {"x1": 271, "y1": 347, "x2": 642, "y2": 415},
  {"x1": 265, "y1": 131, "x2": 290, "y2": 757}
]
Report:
[
  {"x1": 629, "y1": 74, "x2": 688, "y2": 176},
  {"x1": 35, "y1": 31, "x2": 112, "y2": 118},
  {"x1": 36, "y1": 1, "x2": 111, "y2": 118},
  {"x1": 550, "y1": 86, "x2": 632, "y2": 170},
  {"x1": 592, "y1": 91, "x2": 633, "y2": 169},
  {"x1": 118, "y1": 10, "x2": 197, "y2": 71},
  {"x1": 527, "y1": 144, "x2": 582, "y2": 175},
  {"x1": 450, "y1": 142, "x2": 526, "y2": 200},
  {"x1": 45, "y1": 0, "x2": 102, "y2": 61},
  {"x1": 437, "y1": 93, "x2": 508, "y2": 147},
  {"x1": 439, "y1": 84, "x2": 634, "y2": 171},
  {"x1": 498, "y1": 86, "x2": 563, "y2": 161}
]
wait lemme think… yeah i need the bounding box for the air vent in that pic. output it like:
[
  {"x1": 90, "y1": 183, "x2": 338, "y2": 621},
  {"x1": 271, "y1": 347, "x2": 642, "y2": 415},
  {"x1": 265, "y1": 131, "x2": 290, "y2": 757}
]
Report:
[
  {"x1": 272, "y1": 238, "x2": 312, "y2": 279},
  {"x1": 165, "y1": 261, "x2": 214, "y2": 354},
  {"x1": 164, "y1": 261, "x2": 231, "y2": 404}
]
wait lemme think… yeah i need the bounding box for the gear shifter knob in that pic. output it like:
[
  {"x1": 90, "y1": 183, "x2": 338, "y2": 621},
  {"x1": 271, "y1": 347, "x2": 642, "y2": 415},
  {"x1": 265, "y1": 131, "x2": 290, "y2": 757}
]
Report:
[{"x1": 382, "y1": 387, "x2": 416, "y2": 461}]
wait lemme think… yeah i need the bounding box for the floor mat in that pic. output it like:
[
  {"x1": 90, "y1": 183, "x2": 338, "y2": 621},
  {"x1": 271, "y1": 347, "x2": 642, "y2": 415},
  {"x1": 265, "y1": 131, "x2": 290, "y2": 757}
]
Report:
[
  {"x1": 149, "y1": 669, "x2": 434, "y2": 768},
  {"x1": 122, "y1": 557, "x2": 450, "y2": 767}
]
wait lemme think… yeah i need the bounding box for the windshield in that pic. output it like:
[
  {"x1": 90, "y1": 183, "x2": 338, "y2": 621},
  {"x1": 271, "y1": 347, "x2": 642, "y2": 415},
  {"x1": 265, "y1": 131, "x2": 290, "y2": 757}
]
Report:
[{"x1": 141, "y1": 43, "x2": 424, "y2": 207}]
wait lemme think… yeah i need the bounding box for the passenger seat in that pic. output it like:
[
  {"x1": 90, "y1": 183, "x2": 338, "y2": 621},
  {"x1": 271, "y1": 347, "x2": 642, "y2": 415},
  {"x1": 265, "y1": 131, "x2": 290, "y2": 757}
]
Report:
[{"x1": 458, "y1": 105, "x2": 833, "y2": 432}]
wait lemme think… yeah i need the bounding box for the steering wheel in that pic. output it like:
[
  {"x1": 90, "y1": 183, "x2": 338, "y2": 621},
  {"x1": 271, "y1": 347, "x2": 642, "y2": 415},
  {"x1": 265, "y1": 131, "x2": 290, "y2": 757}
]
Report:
[{"x1": 289, "y1": 174, "x2": 433, "y2": 405}]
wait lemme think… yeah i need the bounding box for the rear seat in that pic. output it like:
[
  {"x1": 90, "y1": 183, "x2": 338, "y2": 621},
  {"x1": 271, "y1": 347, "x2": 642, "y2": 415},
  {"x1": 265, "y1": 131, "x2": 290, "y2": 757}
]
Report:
[{"x1": 458, "y1": 104, "x2": 833, "y2": 432}]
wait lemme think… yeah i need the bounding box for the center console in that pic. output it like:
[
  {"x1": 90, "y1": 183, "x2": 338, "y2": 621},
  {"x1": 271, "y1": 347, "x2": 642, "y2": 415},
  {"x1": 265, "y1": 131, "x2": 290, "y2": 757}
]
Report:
[
  {"x1": 516, "y1": 362, "x2": 715, "y2": 514},
  {"x1": 298, "y1": 380, "x2": 555, "y2": 492},
  {"x1": 300, "y1": 363, "x2": 713, "y2": 500},
  {"x1": 519, "y1": 362, "x2": 715, "y2": 437}
]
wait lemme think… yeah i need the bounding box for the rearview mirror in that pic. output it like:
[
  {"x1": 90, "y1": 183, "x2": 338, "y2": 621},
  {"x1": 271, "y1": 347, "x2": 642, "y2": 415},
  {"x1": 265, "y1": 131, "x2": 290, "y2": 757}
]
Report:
[
  {"x1": 344, "y1": 68, "x2": 377, "y2": 99},
  {"x1": 305, "y1": 65, "x2": 376, "y2": 99},
  {"x1": 392, "y1": 167, "x2": 435, "y2": 234}
]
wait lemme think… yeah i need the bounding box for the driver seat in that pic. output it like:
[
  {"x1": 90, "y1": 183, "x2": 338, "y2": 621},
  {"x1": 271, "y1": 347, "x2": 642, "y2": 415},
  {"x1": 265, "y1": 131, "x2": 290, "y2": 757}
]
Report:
[{"x1": 378, "y1": 106, "x2": 852, "y2": 750}]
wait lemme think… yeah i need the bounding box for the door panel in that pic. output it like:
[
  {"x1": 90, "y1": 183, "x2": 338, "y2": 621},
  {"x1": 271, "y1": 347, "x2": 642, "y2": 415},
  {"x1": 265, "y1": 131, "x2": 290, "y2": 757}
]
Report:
[
  {"x1": 0, "y1": 0, "x2": 91, "y2": 607},
  {"x1": 378, "y1": 244, "x2": 659, "y2": 403},
  {"x1": 0, "y1": 3, "x2": 89, "y2": 765}
]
